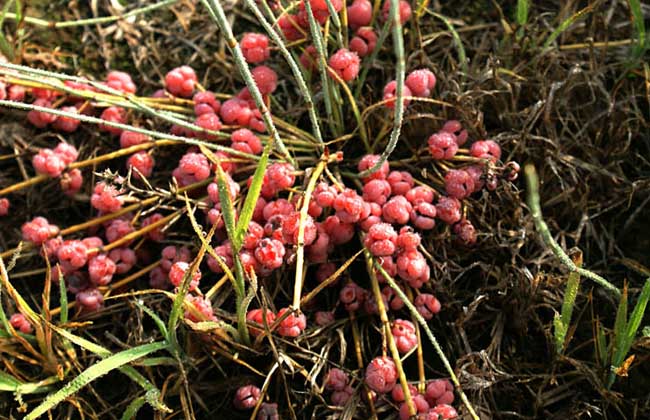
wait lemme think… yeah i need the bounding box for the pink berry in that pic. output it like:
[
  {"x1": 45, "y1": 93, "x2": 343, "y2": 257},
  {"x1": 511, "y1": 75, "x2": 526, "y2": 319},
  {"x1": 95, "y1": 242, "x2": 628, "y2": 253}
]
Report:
[
  {"x1": 415, "y1": 293, "x2": 441, "y2": 319},
  {"x1": 325, "y1": 368, "x2": 349, "y2": 391},
  {"x1": 140, "y1": 213, "x2": 165, "y2": 242},
  {"x1": 250, "y1": 65, "x2": 278, "y2": 95},
  {"x1": 246, "y1": 308, "x2": 276, "y2": 337},
  {"x1": 10, "y1": 313, "x2": 33, "y2": 334},
  {"x1": 241, "y1": 33, "x2": 271, "y2": 63},
  {"x1": 88, "y1": 254, "x2": 116, "y2": 286},
  {"x1": 393, "y1": 319, "x2": 418, "y2": 353},
  {"x1": 8, "y1": 84, "x2": 26, "y2": 101},
  {"x1": 315, "y1": 311, "x2": 335, "y2": 326},
  {"x1": 262, "y1": 198, "x2": 294, "y2": 221},
  {"x1": 347, "y1": 0, "x2": 372, "y2": 29},
  {"x1": 454, "y1": 219, "x2": 477, "y2": 245},
  {"x1": 399, "y1": 395, "x2": 430, "y2": 420},
  {"x1": 278, "y1": 14, "x2": 305, "y2": 41},
  {"x1": 383, "y1": 195, "x2": 413, "y2": 225},
  {"x1": 52, "y1": 142, "x2": 79, "y2": 165},
  {"x1": 57, "y1": 240, "x2": 89, "y2": 273},
  {"x1": 106, "y1": 71, "x2": 136, "y2": 94},
  {"x1": 0, "y1": 198, "x2": 9, "y2": 216},
  {"x1": 339, "y1": 282, "x2": 367, "y2": 311},
  {"x1": 405, "y1": 186, "x2": 435, "y2": 205},
  {"x1": 21, "y1": 217, "x2": 59, "y2": 245},
  {"x1": 396, "y1": 250, "x2": 429, "y2": 288},
  {"x1": 91, "y1": 182, "x2": 123, "y2": 213},
  {"x1": 207, "y1": 243, "x2": 234, "y2": 273},
  {"x1": 322, "y1": 215, "x2": 355, "y2": 245},
  {"x1": 82, "y1": 236, "x2": 103, "y2": 258},
  {"x1": 405, "y1": 69, "x2": 436, "y2": 97},
  {"x1": 277, "y1": 307, "x2": 307, "y2": 337},
  {"x1": 233, "y1": 385, "x2": 261, "y2": 410},
  {"x1": 445, "y1": 169, "x2": 475, "y2": 199},
  {"x1": 358, "y1": 154, "x2": 390, "y2": 183},
  {"x1": 184, "y1": 295, "x2": 217, "y2": 322},
  {"x1": 281, "y1": 212, "x2": 317, "y2": 246},
  {"x1": 381, "y1": 0, "x2": 411, "y2": 25},
  {"x1": 76, "y1": 288, "x2": 104, "y2": 311},
  {"x1": 178, "y1": 152, "x2": 211, "y2": 181},
  {"x1": 383, "y1": 80, "x2": 412, "y2": 109},
  {"x1": 52, "y1": 106, "x2": 81, "y2": 132},
  {"x1": 365, "y1": 356, "x2": 398, "y2": 393},
  {"x1": 60, "y1": 169, "x2": 83, "y2": 196},
  {"x1": 105, "y1": 219, "x2": 134, "y2": 244},
  {"x1": 428, "y1": 131, "x2": 458, "y2": 160},
  {"x1": 331, "y1": 385, "x2": 354, "y2": 406},
  {"x1": 127, "y1": 151, "x2": 154, "y2": 178},
  {"x1": 364, "y1": 223, "x2": 397, "y2": 256},
  {"x1": 430, "y1": 404, "x2": 458, "y2": 419},
  {"x1": 362, "y1": 179, "x2": 392, "y2": 205},
  {"x1": 255, "y1": 238, "x2": 285, "y2": 270},
  {"x1": 328, "y1": 49, "x2": 360, "y2": 82},
  {"x1": 333, "y1": 188, "x2": 365, "y2": 223},
  {"x1": 120, "y1": 131, "x2": 151, "y2": 149},
  {"x1": 435, "y1": 196, "x2": 461, "y2": 225},
  {"x1": 193, "y1": 91, "x2": 221, "y2": 116},
  {"x1": 33, "y1": 149, "x2": 66, "y2": 178},
  {"x1": 165, "y1": 66, "x2": 197, "y2": 97},
  {"x1": 313, "y1": 182, "x2": 337, "y2": 207},
  {"x1": 470, "y1": 140, "x2": 501, "y2": 162},
  {"x1": 194, "y1": 112, "x2": 222, "y2": 139},
  {"x1": 396, "y1": 226, "x2": 421, "y2": 251},
  {"x1": 410, "y1": 202, "x2": 437, "y2": 230},
  {"x1": 349, "y1": 26, "x2": 377, "y2": 58},
  {"x1": 169, "y1": 261, "x2": 200, "y2": 291},
  {"x1": 108, "y1": 247, "x2": 137, "y2": 274},
  {"x1": 27, "y1": 99, "x2": 57, "y2": 128},
  {"x1": 387, "y1": 171, "x2": 414, "y2": 196},
  {"x1": 220, "y1": 98, "x2": 254, "y2": 126},
  {"x1": 99, "y1": 106, "x2": 127, "y2": 135},
  {"x1": 391, "y1": 383, "x2": 418, "y2": 403},
  {"x1": 231, "y1": 128, "x2": 263, "y2": 155},
  {"x1": 306, "y1": 228, "x2": 332, "y2": 263},
  {"x1": 425, "y1": 379, "x2": 454, "y2": 406}
]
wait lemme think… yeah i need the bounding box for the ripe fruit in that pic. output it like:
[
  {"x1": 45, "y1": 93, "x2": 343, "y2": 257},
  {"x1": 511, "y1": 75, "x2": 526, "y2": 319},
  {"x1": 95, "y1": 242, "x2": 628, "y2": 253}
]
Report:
[
  {"x1": 333, "y1": 188, "x2": 366, "y2": 223},
  {"x1": 391, "y1": 383, "x2": 418, "y2": 403},
  {"x1": 76, "y1": 288, "x2": 104, "y2": 311},
  {"x1": 387, "y1": 171, "x2": 414, "y2": 196},
  {"x1": 399, "y1": 395, "x2": 430, "y2": 420},
  {"x1": 365, "y1": 356, "x2": 398, "y2": 393},
  {"x1": 410, "y1": 202, "x2": 437, "y2": 230},
  {"x1": 358, "y1": 154, "x2": 390, "y2": 183},
  {"x1": 33, "y1": 149, "x2": 66, "y2": 178},
  {"x1": 254, "y1": 238, "x2": 285, "y2": 269},
  {"x1": 57, "y1": 240, "x2": 89, "y2": 273},
  {"x1": 21, "y1": 217, "x2": 59, "y2": 245},
  {"x1": 444, "y1": 169, "x2": 475, "y2": 199},
  {"x1": 381, "y1": 0, "x2": 412, "y2": 25},
  {"x1": 299, "y1": 45, "x2": 319, "y2": 71},
  {"x1": 108, "y1": 247, "x2": 137, "y2": 274},
  {"x1": 277, "y1": 307, "x2": 307, "y2": 337},
  {"x1": 120, "y1": 131, "x2": 151, "y2": 148},
  {"x1": 328, "y1": 49, "x2": 360, "y2": 82},
  {"x1": 88, "y1": 254, "x2": 116, "y2": 286},
  {"x1": 165, "y1": 66, "x2": 198, "y2": 97},
  {"x1": 241, "y1": 33, "x2": 271, "y2": 63},
  {"x1": 454, "y1": 219, "x2": 477, "y2": 245},
  {"x1": 435, "y1": 196, "x2": 461, "y2": 225},
  {"x1": 52, "y1": 106, "x2": 81, "y2": 132},
  {"x1": 392, "y1": 319, "x2": 418, "y2": 353},
  {"x1": 383, "y1": 195, "x2": 413, "y2": 225},
  {"x1": 91, "y1": 182, "x2": 124, "y2": 213},
  {"x1": 428, "y1": 132, "x2": 459, "y2": 160},
  {"x1": 231, "y1": 128, "x2": 263, "y2": 155},
  {"x1": 414, "y1": 293, "x2": 441, "y2": 320},
  {"x1": 27, "y1": 99, "x2": 57, "y2": 128},
  {"x1": 470, "y1": 140, "x2": 501, "y2": 162},
  {"x1": 325, "y1": 368, "x2": 349, "y2": 391},
  {"x1": 184, "y1": 295, "x2": 217, "y2": 322},
  {"x1": 251, "y1": 65, "x2": 278, "y2": 95},
  {"x1": 364, "y1": 223, "x2": 398, "y2": 256},
  {"x1": 425, "y1": 379, "x2": 454, "y2": 406},
  {"x1": 99, "y1": 106, "x2": 127, "y2": 135},
  {"x1": 278, "y1": 14, "x2": 305, "y2": 41},
  {"x1": 193, "y1": 91, "x2": 221, "y2": 116},
  {"x1": 349, "y1": 26, "x2": 377, "y2": 58},
  {"x1": 0, "y1": 198, "x2": 9, "y2": 216},
  {"x1": 339, "y1": 282, "x2": 367, "y2": 311},
  {"x1": 10, "y1": 313, "x2": 33, "y2": 334},
  {"x1": 396, "y1": 250, "x2": 429, "y2": 288},
  {"x1": 233, "y1": 385, "x2": 261, "y2": 410},
  {"x1": 405, "y1": 69, "x2": 436, "y2": 97},
  {"x1": 127, "y1": 151, "x2": 154, "y2": 178},
  {"x1": 347, "y1": 0, "x2": 372, "y2": 29},
  {"x1": 168, "y1": 261, "x2": 201, "y2": 291},
  {"x1": 246, "y1": 308, "x2": 276, "y2": 337},
  {"x1": 106, "y1": 71, "x2": 136, "y2": 94},
  {"x1": 383, "y1": 80, "x2": 412, "y2": 109}
]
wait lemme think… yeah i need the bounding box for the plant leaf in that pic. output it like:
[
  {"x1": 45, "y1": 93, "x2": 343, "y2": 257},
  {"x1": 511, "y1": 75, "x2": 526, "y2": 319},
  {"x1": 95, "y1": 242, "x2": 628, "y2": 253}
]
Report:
[{"x1": 516, "y1": 0, "x2": 529, "y2": 26}]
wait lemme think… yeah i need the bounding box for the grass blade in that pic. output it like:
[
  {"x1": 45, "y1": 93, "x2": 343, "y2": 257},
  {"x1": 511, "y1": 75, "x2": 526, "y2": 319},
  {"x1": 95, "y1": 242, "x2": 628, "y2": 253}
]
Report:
[
  {"x1": 121, "y1": 396, "x2": 146, "y2": 420},
  {"x1": 628, "y1": 0, "x2": 646, "y2": 55},
  {"x1": 516, "y1": 0, "x2": 529, "y2": 26},
  {"x1": 542, "y1": 4, "x2": 594, "y2": 50},
  {"x1": 25, "y1": 341, "x2": 167, "y2": 420},
  {"x1": 214, "y1": 165, "x2": 238, "y2": 245},
  {"x1": 624, "y1": 279, "x2": 650, "y2": 353},
  {"x1": 555, "y1": 261, "x2": 581, "y2": 354}
]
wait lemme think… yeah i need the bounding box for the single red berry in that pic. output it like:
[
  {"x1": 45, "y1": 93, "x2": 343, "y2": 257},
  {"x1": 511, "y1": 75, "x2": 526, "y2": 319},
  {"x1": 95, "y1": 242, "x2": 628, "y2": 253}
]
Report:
[
  {"x1": 405, "y1": 186, "x2": 434, "y2": 205},
  {"x1": 82, "y1": 236, "x2": 103, "y2": 258},
  {"x1": 428, "y1": 131, "x2": 458, "y2": 160},
  {"x1": 165, "y1": 66, "x2": 198, "y2": 97},
  {"x1": 410, "y1": 202, "x2": 437, "y2": 230},
  {"x1": 454, "y1": 219, "x2": 477, "y2": 245},
  {"x1": 405, "y1": 69, "x2": 436, "y2": 97},
  {"x1": 246, "y1": 308, "x2": 276, "y2": 337},
  {"x1": 322, "y1": 215, "x2": 355, "y2": 245},
  {"x1": 313, "y1": 182, "x2": 337, "y2": 208},
  {"x1": 425, "y1": 379, "x2": 454, "y2": 406},
  {"x1": 262, "y1": 198, "x2": 295, "y2": 221},
  {"x1": 178, "y1": 152, "x2": 211, "y2": 182},
  {"x1": 250, "y1": 65, "x2": 278, "y2": 95},
  {"x1": 255, "y1": 238, "x2": 286, "y2": 270},
  {"x1": 106, "y1": 71, "x2": 136, "y2": 94},
  {"x1": 444, "y1": 169, "x2": 475, "y2": 199},
  {"x1": 278, "y1": 14, "x2": 305, "y2": 41},
  {"x1": 277, "y1": 307, "x2": 307, "y2": 337},
  {"x1": 27, "y1": 99, "x2": 57, "y2": 128},
  {"x1": 241, "y1": 33, "x2": 271, "y2": 63},
  {"x1": 60, "y1": 169, "x2": 83, "y2": 196},
  {"x1": 381, "y1": 0, "x2": 412, "y2": 24},
  {"x1": 383, "y1": 80, "x2": 412, "y2": 109},
  {"x1": 22, "y1": 217, "x2": 59, "y2": 245},
  {"x1": 207, "y1": 242, "x2": 234, "y2": 273},
  {"x1": 10, "y1": 313, "x2": 33, "y2": 334},
  {"x1": 184, "y1": 295, "x2": 217, "y2": 322},
  {"x1": 7, "y1": 84, "x2": 26, "y2": 101},
  {"x1": 435, "y1": 196, "x2": 461, "y2": 225},
  {"x1": 33, "y1": 148, "x2": 66, "y2": 178},
  {"x1": 333, "y1": 188, "x2": 365, "y2": 223},
  {"x1": 127, "y1": 151, "x2": 154, "y2": 179},
  {"x1": 221, "y1": 98, "x2": 254, "y2": 126},
  {"x1": 325, "y1": 368, "x2": 349, "y2": 391},
  {"x1": 169, "y1": 261, "x2": 201, "y2": 291},
  {"x1": 99, "y1": 106, "x2": 127, "y2": 135},
  {"x1": 141, "y1": 213, "x2": 165, "y2": 242},
  {"x1": 391, "y1": 383, "x2": 418, "y2": 403},
  {"x1": 194, "y1": 112, "x2": 222, "y2": 139},
  {"x1": 396, "y1": 250, "x2": 430, "y2": 288},
  {"x1": 365, "y1": 356, "x2": 398, "y2": 393},
  {"x1": 57, "y1": 240, "x2": 89, "y2": 273},
  {"x1": 242, "y1": 221, "x2": 265, "y2": 250},
  {"x1": 52, "y1": 106, "x2": 81, "y2": 133},
  {"x1": 76, "y1": 288, "x2": 104, "y2": 311},
  {"x1": 331, "y1": 385, "x2": 354, "y2": 406},
  {"x1": 393, "y1": 319, "x2": 418, "y2": 353},
  {"x1": 470, "y1": 140, "x2": 501, "y2": 162},
  {"x1": 396, "y1": 226, "x2": 421, "y2": 251},
  {"x1": 233, "y1": 385, "x2": 261, "y2": 410},
  {"x1": 108, "y1": 247, "x2": 137, "y2": 274},
  {"x1": 88, "y1": 254, "x2": 116, "y2": 286},
  {"x1": 441, "y1": 120, "x2": 468, "y2": 145},
  {"x1": 281, "y1": 212, "x2": 317, "y2": 246},
  {"x1": 387, "y1": 171, "x2": 414, "y2": 196},
  {"x1": 267, "y1": 162, "x2": 296, "y2": 191},
  {"x1": 383, "y1": 195, "x2": 413, "y2": 225},
  {"x1": 399, "y1": 395, "x2": 430, "y2": 420},
  {"x1": 358, "y1": 154, "x2": 390, "y2": 183},
  {"x1": 340, "y1": 282, "x2": 367, "y2": 311},
  {"x1": 0, "y1": 198, "x2": 9, "y2": 216},
  {"x1": 306, "y1": 228, "x2": 332, "y2": 263},
  {"x1": 350, "y1": 26, "x2": 378, "y2": 59},
  {"x1": 193, "y1": 91, "x2": 221, "y2": 116},
  {"x1": 364, "y1": 223, "x2": 398, "y2": 256},
  {"x1": 347, "y1": 0, "x2": 372, "y2": 29},
  {"x1": 362, "y1": 179, "x2": 392, "y2": 205},
  {"x1": 328, "y1": 48, "x2": 360, "y2": 82},
  {"x1": 415, "y1": 293, "x2": 441, "y2": 320},
  {"x1": 52, "y1": 142, "x2": 79, "y2": 165},
  {"x1": 120, "y1": 131, "x2": 151, "y2": 149}
]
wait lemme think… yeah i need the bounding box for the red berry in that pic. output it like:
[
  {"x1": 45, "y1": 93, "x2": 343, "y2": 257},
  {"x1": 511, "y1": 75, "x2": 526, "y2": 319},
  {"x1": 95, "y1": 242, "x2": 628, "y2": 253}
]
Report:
[
  {"x1": 88, "y1": 254, "x2": 116, "y2": 286},
  {"x1": 0, "y1": 198, "x2": 9, "y2": 216},
  {"x1": 127, "y1": 151, "x2": 154, "y2": 179},
  {"x1": 365, "y1": 356, "x2": 398, "y2": 393},
  {"x1": 59, "y1": 168, "x2": 83, "y2": 196},
  {"x1": 435, "y1": 196, "x2": 461, "y2": 225},
  {"x1": 331, "y1": 385, "x2": 354, "y2": 406},
  {"x1": 333, "y1": 188, "x2": 365, "y2": 223},
  {"x1": 184, "y1": 295, "x2": 217, "y2": 322},
  {"x1": 364, "y1": 223, "x2": 398, "y2": 256},
  {"x1": 339, "y1": 282, "x2": 367, "y2": 311},
  {"x1": 328, "y1": 48, "x2": 360, "y2": 82},
  {"x1": 178, "y1": 152, "x2": 211, "y2": 182},
  {"x1": 383, "y1": 80, "x2": 412, "y2": 109},
  {"x1": 405, "y1": 69, "x2": 436, "y2": 97},
  {"x1": 91, "y1": 182, "x2": 124, "y2": 213},
  {"x1": 250, "y1": 65, "x2": 278, "y2": 95},
  {"x1": 429, "y1": 404, "x2": 458, "y2": 419},
  {"x1": 358, "y1": 154, "x2": 390, "y2": 182},
  {"x1": 410, "y1": 202, "x2": 437, "y2": 230},
  {"x1": 7, "y1": 84, "x2": 26, "y2": 102},
  {"x1": 33, "y1": 149, "x2": 66, "y2": 178},
  {"x1": 454, "y1": 219, "x2": 477, "y2": 245},
  {"x1": 470, "y1": 140, "x2": 501, "y2": 162},
  {"x1": 277, "y1": 307, "x2": 307, "y2": 337},
  {"x1": 399, "y1": 394, "x2": 430, "y2": 420},
  {"x1": 381, "y1": 0, "x2": 412, "y2": 24},
  {"x1": 415, "y1": 293, "x2": 441, "y2": 319},
  {"x1": 108, "y1": 247, "x2": 137, "y2": 274},
  {"x1": 194, "y1": 112, "x2": 222, "y2": 139},
  {"x1": 322, "y1": 215, "x2": 355, "y2": 245},
  {"x1": 0, "y1": 81, "x2": 6, "y2": 100},
  {"x1": 10, "y1": 313, "x2": 33, "y2": 334},
  {"x1": 315, "y1": 311, "x2": 335, "y2": 326},
  {"x1": 255, "y1": 238, "x2": 285, "y2": 270},
  {"x1": 313, "y1": 182, "x2": 337, "y2": 207},
  {"x1": 444, "y1": 169, "x2": 474, "y2": 199},
  {"x1": 396, "y1": 250, "x2": 429, "y2": 288},
  {"x1": 246, "y1": 308, "x2": 276, "y2": 337},
  {"x1": 428, "y1": 131, "x2": 458, "y2": 160},
  {"x1": 391, "y1": 383, "x2": 418, "y2": 403},
  {"x1": 27, "y1": 99, "x2": 57, "y2": 128},
  {"x1": 76, "y1": 288, "x2": 104, "y2": 311},
  {"x1": 441, "y1": 120, "x2": 467, "y2": 145},
  {"x1": 349, "y1": 26, "x2": 377, "y2": 58},
  {"x1": 425, "y1": 379, "x2": 454, "y2": 406},
  {"x1": 262, "y1": 198, "x2": 295, "y2": 221},
  {"x1": 362, "y1": 179, "x2": 391, "y2": 205},
  {"x1": 267, "y1": 162, "x2": 296, "y2": 191},
  {"x1": 233, "y1": 385, "x2": 261, "y2": 410},
  {"x1": 52, "y1": 142, "x2": 79, "y2": 165},
  {"x1": 396, "y1": 226, "x2": 420, "y2": 251},
  {"x1": 120, "y1": 131, "x2": 151, "y2": 149},
  {"x1": 231, "y1": 128, "x2": 263, "y2": 155},
  {"x1": 325, "y1": 368, "x2": 349, "y2": 391},
  {"x1": 57, "y1": 240, "x2": 89, "y2": 273},
  {"x1": 139, "y1": 213, "x2": 164, "y2": 242},
  {"x1": 387, "y1": 171, "x2": 414, "y2": 196},
  {"x1": 82, "y1": 236, "x2": 103, "y2": 258},
  {"x1": 383, "y1": 195, "x2": 413, "y2": 225},
  {"x1": 99, "y1": 106, "x2": 127, "y2": 135},
  {"x1": 21, "y1": 217, "x2": 59, "y2": 246},
  {"x1": 347, "y1": 0, "x2": 372, "y2": 29},
  {"x1": 165, "y1": 66, "x2": 197, "y2": 97},
  {"x1": 278, "y1": 14, "x2": 305, "y2": 41},
  {"x1": 282, "y1": 212, "x2": 317, "y2": 246},
  {"x1": 241, "y1": 33, "x2": 271, "y2": 63},
  {"x1": 169, "y1": 261, "x2": 200, "y2": 291},
  {"x1": 220, "y1": 98, "x2": 254, "y2": 126},
  {"x1": 52, "y1": 106, "x2": 81, "y2": 132},
  {"x1": 106, "y1": 71, "x2": 136, "y2": 94},
  {"x1": 306, "y1": 228, "x2": 332, "y2": 263},
  {"x1": 405, "y1": 186, "x2": 434, "y2": 205},
  {"x1": 193, "y1": 91, "x2": 221, "y2": 116},
  {"x1": 393, "y1": 319, "x2": 418, "y2": 353},
  {"x1": 105, "y1": 219, "x2": 134, "y2": 244}
]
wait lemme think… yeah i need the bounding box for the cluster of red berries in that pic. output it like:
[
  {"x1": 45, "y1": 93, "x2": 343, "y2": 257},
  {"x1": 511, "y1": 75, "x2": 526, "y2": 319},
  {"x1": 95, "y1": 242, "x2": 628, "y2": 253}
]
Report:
[
  {"x1": 232, "y1": 384, "x2": 278, "y2": 419},
  {"x1": 322, "y1": 363, "x2": 458, "y2": 419},
  {"x1": 31, "y1": 142, "x2": 83, "y2": 196}
]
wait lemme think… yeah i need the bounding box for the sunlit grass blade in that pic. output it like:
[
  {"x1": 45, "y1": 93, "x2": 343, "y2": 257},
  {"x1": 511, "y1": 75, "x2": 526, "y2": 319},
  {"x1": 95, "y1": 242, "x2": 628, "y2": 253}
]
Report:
[
  {"x1": 516, "y1": 0, "x2": 529, "y2": 26},
  {"x1": 25, "y1": 341, "x2": 168, "y2": 420},
  {"x1": 628, "y1": 0, "x2": 646, "y2": 56},
  {"x1": 554, "y1": 259, "x2": 581, "y2": 354},
  {"x1": 542, "y1": 4, "x2": 595, "y2": 50},
  {"x1": 0, "y1": 371, "x2": 56, "y2": 395},
  {"x1": 121, "y1": 396, "x2": 146, "y2": 420}
]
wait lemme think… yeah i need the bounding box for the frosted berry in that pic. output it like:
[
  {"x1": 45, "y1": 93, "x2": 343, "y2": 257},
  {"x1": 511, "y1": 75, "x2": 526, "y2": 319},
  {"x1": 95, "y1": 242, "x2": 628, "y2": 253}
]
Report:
[
  {"x1": 391, "y1": 383, "x2": 418, "y2": 403},
  {"x1": 333, "y1": 188, "x2": 365, "y2": 223},
  {"x1": 340, "y1": 282, "x2": 367, "y2": 311},
  {"x1": 8, "y1": 84, "x2": 26, "y2": 102},
  {"x1": 108, "y1": 247, "x2": 137, "y2": 274},
  {"x1": 241, "y1": 33, "x2": 271, "y2": 63},
  {"x1": 381, "y1": 0, "x2": 412, "y2": 24},
  {"x1": 120, "y1": 131, "x2": 151, "y2": 149},
  {"x1": 393, "y1": 319, "x2": 418, "y2": 353},
  {"x1": 470, "y1": 140, "x2": 501, "y2": 163},
  {"x1": 242, "y1": 221, "x2": 265, "y2": 250},
  {"x1": 445, "y1": 169, "x2": 474, "y2": 199},
  {"x1": 331, "y1": 385, "x2": 354, "y2": 406},
  {"x1": 169, "y1": 261, "x2": 200, "y2": 291},
  {"x1": 425, "y1": 379, "x2": 454, "y2": 406},
  {"x1": 27, "y1": 99, "x2": 57, "y2": 128},
  {"x1": 383, "y1": 80, "x2": 412, "y2": 109},
  {"x1": 178, "y1": 152, "x2": 211, "y2": 181},
  {"x1": 140, "y1": 213, "x2": 165, "y2": 242},
  {"x1": 278, "y1": 14, "x2": 305, "y2": 41},
  {"x1": 0, "y1": 198, "x2": 9, "y2": 216},
  {"x1": 127, "y1": 151, "x2": 154, "y2": 178},
  {"x1": 233, "y1": 385, "x2": 261, "y2": 410},
  {"x1": 267, "y1": 162, "x2": 296, "y2": 191},
  {"x1": 250, "y1": 65, "x2": 278, "y2": 95},
  {"x1": 255, "y1": 238, "x2": 285, "y2": 270},
  {"x1": 231, "y1": 128, "x2": 263, "y2": 155},
  {"x1": 262, "y1": 198, "x2": 295, "y2": 221},
  {"x1": 441, "y1": 120, "x2": 468, "y2": 145},
  {"x1": 206, "y1": 243, "x2": 234, "y2": 273},
  {"x1": 364, "y1": 223, "x2": 397, "y2": 256},
  {"x1": 52, "y1": 106, "x2": 81, "y2": 133},
  {"x1": 184, "y1": 295, "x2": 217, "y2": 322},
  {"x1": 399, "y1": 395, "x2": 430, "y2": 420},
  {"x1": 52, "y1": 142, "x2": 79, "y2": 165},
  {"x1": 277, "y1": 307, "x2": 307, "y2": 337},
  {"x1": 428, "y1": 132, "x2": 458, "y2": 160},
  {"x1": 99, "y1": 106, "x2": 127, "y2": 135},
  {"x1": 415, "y1": 293, "x2": 441, "y2": 320},
  {"x1": 365, "y1": 356, "x2": 398, "y2": 393},
  {"x1": 465, "y1": 165, "x2": 485, "y2": 192},
  {"x1": 387, "y1": 171, "x2": 414, "y2": 196},
  {"x1": 361, "y1": 180, "x2": 390, "y2": 206},
  {"x1": 405, "y1": 69, "x2": 436, "y2": 97},
  {"x1": 430, "y1": 404, "x2": 458, "y2": 419},
  {"x1": 405, "y1": 186, "x2": 434, "y2": 205},
  {"x1": 194, "y1": 112, "x2": 222, "y2": 139},
  {"x1": 21, "y1": 217, "x2": 59, "y2": 245},
  {"x1": 106, "y1": 71, "x2": 136, "y2": 94},
  {"x1": 313, "y1": 182, "x2": 337, "y2": 208},
  {"x1": 59, "y1": 168, "x2": 82, "y2": 197},
  {"x1": 347, "y1": 0, "x2": 372, "y2": 29},
  {"x1": 322, "y1": 215, "x2": 355, "y2": 245},
  {"x1": 165, "y1": 66, "x2": 197, "y2": 97},
  {"x1": 349, "y1": 26, "x2": 377, "y2": 58},
  {"x1": 358, "y1": 154, "x2": 390, "y2": 183},
  {"x1": 57, "y1": 240, "x2": 89, "y2": 273},
  {"x1": 383, "y1": 195, "x2": 413, "y2": 225},
  {"x1": 410, "y1": 202, "x2": 437, "y2": 230},
  {"x1": 435, "y1": 197, "x2": 461, "y2": 225},
  {"x1": 396, "y1": 226, "x2": 421, "y2": 251},
  {"x1": 88, "y1": 254, "x2": 116, "y2": 286},
  {"x1": 193, "y1": 91, "x2": 221, "y2": 116},
  {"x1": 33, "y1": 149, "x2": 66, "y2": 178},
  {"x1": 10, "y1": 313, "x2": 32, "y2": 334},
  {"x1": 325, "y1": 368, "x2": 348, "y2": 391},
  {"x1": 328, "y1": 49, "x2": 360, "y2": 82},
  {"x1": 282, "y1": 212, "x2": 317, "y2": 246},
  {"x1": 76, "y1": 288, "x2": 104, "y2": 311},
  {"x1": 160, "y1": 245, "x2": 191, "y2": 272},
  {"x1": 82, "y1": 237, "x2": 103, "y2": 258},
  {"x1": 105, "y1": 218, "x2": 134, "y2": 244},
  {"x1": 246, "y1": 308, "x2": 276, "y2": 337},
  {"x1": 454, "y1": 219, "x2": 477, "y2": 245},
  {"x1": 396, "y1": 250, "x2": 429, "y2": 288}
]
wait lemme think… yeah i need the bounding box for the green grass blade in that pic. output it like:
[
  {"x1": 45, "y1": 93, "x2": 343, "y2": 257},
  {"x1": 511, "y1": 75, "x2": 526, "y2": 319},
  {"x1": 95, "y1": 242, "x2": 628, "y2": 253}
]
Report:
[
  {"x1": 429, "y1": 11, "x2": 468, "y2": 74},
  {"x1": 516, "y1": 0, "x2": 529, "y2": 25},
  {"x1": 622, "y1": 279, "x2": 650, "y2": 358},
  {"x1": 595, "y1": 320, "x2": 608, "y2": 366},
  {"x1": 0, "y1": 1, "x2": 15, "y2": 60},
  {"x1": 25, "y1": 341, "x2": 167, "y2": 420},
  {"x1": 214, "y1": 164, "x2": 238, "y2": 248},
  {"x1": 543, "y1": 5, "x2": 594, "y2": 50},
  {"x1": 134, "y1": 300, "x2": 168, "y2": 340},
  {"x1": 0, "y1": 371, "x2": 22, "y2": 391},
  {"x1": 553, "y1": 313, "x2": 567, "y2": 355},
  {"x1": 555, "y1": 269, "x2": 581, "y2": 353},
  {"x1": 58, "y1": 267, "x2": 68, "y2": 324},
  {"x1": 121, "y1": 396, "x2": 146, "y2": 420},
  {"x1": 628, "y1": 0, "x2": 646, "y2": 55}
]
